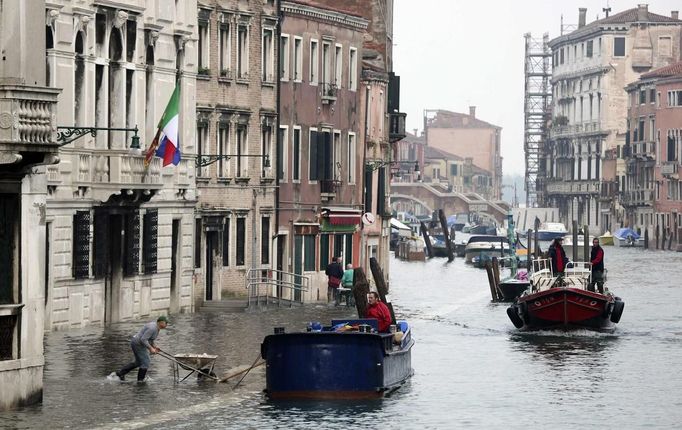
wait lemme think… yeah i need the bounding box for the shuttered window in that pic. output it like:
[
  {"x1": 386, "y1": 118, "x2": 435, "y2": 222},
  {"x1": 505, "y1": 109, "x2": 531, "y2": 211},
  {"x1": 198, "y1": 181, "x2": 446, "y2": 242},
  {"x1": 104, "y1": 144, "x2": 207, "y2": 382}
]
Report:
[
  {"x1": 261, "y1": 216, "x2": 270, "y2": 265},
  {"x1": 123, "y1": 211, "x2": 140, "y2": 277},
  {"x1": 319, "y1": 234, "x2": 329, "y2": 270},
  {"x1": 364, "y1": 168, "x2": 373, "y2": 213},
  {"x1": 377, "y1": 166, "x2": 386, "y2": 215},
  {"x1": 93, "y1": 211, "x2": 109, "y2": 278}
]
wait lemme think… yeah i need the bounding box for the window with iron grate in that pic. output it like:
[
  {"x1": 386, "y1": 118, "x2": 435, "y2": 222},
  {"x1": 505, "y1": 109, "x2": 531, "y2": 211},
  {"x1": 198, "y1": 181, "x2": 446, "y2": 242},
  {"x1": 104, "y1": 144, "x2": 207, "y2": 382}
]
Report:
[
  {"x1": 123, "y1": 211, "x2": 140, "y2": 277},
  {"x1": 143, "y1": 210, "x2": 158, "y2": 274},
  {"x1": 93, "y1": 211, "x2": 109, "y2": 278},
  {"x1": 0, "y1": 315, "x2": 17, "y2": 361},
  {"x1": 73, "y1": 210, "x2": 91, "y2": 279}
]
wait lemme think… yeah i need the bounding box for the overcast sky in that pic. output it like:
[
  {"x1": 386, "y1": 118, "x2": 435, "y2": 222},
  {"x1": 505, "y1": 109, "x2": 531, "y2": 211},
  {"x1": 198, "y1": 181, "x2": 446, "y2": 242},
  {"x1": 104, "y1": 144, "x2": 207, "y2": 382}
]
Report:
[{"x1": 393, "y1": 0, "x2": 681, "y2": 175}]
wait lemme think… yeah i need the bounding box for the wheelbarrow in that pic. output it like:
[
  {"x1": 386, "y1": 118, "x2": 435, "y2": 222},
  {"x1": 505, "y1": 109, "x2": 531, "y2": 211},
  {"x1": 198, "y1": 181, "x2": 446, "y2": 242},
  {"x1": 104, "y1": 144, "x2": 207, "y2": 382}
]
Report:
[{"x1": 157, "y1": 349, "x2": 219, "y2": 383}]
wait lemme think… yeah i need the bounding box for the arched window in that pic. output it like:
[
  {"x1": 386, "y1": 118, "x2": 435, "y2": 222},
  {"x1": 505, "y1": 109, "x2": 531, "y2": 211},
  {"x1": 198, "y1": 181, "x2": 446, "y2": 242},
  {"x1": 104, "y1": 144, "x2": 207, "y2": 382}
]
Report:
[
  {"x1": 46, "y1": 25, "x2": 54, "y2": 86},
  {"x1": 74, "y1": 32, "x2": 85, "y2": 126},
  {"x1": 108, "y1": 28, "x2": 124, "y2": 147}
]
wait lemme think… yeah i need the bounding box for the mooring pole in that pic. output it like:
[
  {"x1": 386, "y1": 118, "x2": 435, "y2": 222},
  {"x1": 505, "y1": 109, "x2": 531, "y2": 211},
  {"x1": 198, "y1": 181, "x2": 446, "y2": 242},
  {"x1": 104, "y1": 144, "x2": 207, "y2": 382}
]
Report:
[
  {"x1": 438, "y1": 209, "x2": 454, "y2": 262},
  {"x1": 583, "y1": 224, "x2": 589, "y2": 263},
  {"x1": 420, "y1": 221, "x2": 433, "y2": 258},
  {"x1": 572, "y1": 220, "x2": 579, "y2": 262}
]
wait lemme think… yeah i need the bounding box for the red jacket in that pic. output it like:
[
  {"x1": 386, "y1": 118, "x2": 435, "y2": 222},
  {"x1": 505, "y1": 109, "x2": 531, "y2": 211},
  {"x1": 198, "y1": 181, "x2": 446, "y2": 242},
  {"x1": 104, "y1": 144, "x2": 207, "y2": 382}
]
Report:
[{"x1": 365, "y1": 301, "x2": 392, "y2": 332}]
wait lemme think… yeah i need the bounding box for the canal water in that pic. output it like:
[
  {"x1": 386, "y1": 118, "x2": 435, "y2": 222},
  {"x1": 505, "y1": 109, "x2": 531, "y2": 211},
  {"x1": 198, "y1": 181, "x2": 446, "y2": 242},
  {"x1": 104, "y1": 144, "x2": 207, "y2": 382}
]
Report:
[{"x1": 2, "y1": 246, "x2": 682, "y2": 429}]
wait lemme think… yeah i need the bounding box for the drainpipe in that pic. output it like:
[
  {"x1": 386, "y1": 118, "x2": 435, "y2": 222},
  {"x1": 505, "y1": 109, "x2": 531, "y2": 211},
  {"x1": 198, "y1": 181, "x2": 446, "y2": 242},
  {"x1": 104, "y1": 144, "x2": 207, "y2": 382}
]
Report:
[{"x1": 275, "y1": 1, "x2": 282, "y2": 272}]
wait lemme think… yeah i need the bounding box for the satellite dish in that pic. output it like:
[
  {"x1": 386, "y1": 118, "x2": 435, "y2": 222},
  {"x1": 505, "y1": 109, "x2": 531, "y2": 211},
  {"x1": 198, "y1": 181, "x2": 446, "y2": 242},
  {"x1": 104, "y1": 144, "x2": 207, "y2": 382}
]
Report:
[{"x1": 362, "y1": 212, "x2": 376, "y2": 226}]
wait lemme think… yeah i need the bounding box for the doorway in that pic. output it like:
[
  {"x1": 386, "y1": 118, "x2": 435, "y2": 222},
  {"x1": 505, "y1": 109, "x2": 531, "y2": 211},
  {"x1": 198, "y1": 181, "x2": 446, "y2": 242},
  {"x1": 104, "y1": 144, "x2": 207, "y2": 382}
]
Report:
[
  {"x1": 105, "y1": 214, "x2": 123, "y2": 323},
  {"x1": 205, "y1": 231, "x2": 219, "y2": 301},
  {"x1": 276, "y1": 235, "x2": 286, "y2": 298},
  {"x1": 293, "y1": 235, "x2": 302, "y2": 302}
]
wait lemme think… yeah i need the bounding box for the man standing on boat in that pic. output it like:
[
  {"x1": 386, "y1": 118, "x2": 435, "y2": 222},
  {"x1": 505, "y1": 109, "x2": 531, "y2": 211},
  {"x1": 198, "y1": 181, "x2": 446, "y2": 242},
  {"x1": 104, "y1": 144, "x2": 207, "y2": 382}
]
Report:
[
  {"x1": 365, "y1": 292, "x2": 392, "y2": 332},
  {"x1": 115, "y1": 316, "x2": 169, "y2": 382},
  {"x1": 589, "y1": 238, "x2": 605, "y2": 294},
  {"x1": 548, "y1": 237, "x2": 568, "y2": 278}
]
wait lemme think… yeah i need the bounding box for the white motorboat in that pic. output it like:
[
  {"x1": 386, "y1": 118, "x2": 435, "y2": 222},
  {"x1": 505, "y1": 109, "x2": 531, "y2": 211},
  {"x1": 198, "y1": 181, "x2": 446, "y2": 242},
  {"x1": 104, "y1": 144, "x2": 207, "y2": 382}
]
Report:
[{"x1": 464, "y1": 235, "x2": 512, "y2": 263}]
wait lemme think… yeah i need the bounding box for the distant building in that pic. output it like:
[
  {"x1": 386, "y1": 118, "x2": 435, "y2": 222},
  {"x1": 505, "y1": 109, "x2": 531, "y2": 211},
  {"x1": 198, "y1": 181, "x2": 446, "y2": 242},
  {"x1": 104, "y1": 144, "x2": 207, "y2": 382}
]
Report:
[
  {"x1": 392, "y1": 131, "x2": 424, "y2": 184},
  {"x1": 277, "y1": 1, "x2": 367, "y2": 301},
  {"x1": 545, "y1": 5, "x2": 682, "y2": 233},
  {"x1": 422, "y1": 146, "x2": 494, "y2": 199},
  {"x1": 624, "y1": 60, "x2": 682, "y2": 237},
  {"x1": 423, "y1": 107, "x2": 502, "y2": 200},
  {"x1": 193, "y1": 0, "x2": 277, "y2": 307},
  {"x1": 43, "y1": 1, "x2": 198, "y2": 329}
]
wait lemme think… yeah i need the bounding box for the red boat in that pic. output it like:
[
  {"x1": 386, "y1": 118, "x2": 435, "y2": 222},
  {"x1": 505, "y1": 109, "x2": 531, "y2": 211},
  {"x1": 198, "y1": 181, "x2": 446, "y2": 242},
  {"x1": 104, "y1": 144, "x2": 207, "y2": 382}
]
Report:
[{"x1": 507, "y1": 260, "x2": 624, "y2": 332}]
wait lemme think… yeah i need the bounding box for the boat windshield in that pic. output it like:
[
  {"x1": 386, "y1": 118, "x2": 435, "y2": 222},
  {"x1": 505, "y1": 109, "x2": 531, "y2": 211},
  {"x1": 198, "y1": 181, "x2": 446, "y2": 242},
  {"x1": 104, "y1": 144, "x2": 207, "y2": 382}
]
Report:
[{"x1": 467, "y1": 235, "x2": 509, "y2": 244}]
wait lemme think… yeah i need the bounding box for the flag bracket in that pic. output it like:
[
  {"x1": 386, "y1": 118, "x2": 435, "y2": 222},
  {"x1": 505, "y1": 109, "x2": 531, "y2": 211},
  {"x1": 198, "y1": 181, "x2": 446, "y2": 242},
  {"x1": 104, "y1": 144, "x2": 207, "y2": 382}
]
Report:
[
  {"x1": 57, "y1": 125, "x2": 140, "y2": 148},
  {"x1": 196, "y1": 154, "x2": 270, "y2": 168}
]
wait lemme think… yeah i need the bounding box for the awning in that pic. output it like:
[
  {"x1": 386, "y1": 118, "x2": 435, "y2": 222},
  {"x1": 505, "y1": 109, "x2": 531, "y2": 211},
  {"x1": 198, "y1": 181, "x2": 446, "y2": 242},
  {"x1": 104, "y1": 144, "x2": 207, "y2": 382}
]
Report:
[{"x1": 390, "y1": 218, "x2": 411, "y2": 231}]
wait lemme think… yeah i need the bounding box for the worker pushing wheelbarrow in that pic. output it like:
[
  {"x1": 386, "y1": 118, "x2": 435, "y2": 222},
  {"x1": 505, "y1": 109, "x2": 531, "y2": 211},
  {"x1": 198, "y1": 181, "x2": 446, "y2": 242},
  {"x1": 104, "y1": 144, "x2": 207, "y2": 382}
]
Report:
[{"x1": 112, "y1": 316, "x2": 263, "y2": 385}]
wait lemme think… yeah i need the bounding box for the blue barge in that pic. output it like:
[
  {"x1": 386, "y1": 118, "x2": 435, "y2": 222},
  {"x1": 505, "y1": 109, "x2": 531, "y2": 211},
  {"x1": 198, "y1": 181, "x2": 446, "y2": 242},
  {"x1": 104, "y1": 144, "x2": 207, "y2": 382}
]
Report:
[{"x1": 261, "y1": 319, "x2": 414, "y2": 399}]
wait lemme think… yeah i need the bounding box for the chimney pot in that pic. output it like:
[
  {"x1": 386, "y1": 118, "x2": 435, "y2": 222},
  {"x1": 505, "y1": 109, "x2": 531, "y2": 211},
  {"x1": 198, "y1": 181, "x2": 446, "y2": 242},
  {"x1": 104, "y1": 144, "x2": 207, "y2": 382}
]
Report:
[
  {"x1": 637, "y1": 4, "x2": 648, "y2": 21},
  {"x1": 578, "y1": 8, "x2": 587, "y2": 28},
  {"x1": 672, "y1": 11, "x2": 679, "y2": 20},
  {"x1": 469, "y1": 106, "x2": 476, "y2": 118}
]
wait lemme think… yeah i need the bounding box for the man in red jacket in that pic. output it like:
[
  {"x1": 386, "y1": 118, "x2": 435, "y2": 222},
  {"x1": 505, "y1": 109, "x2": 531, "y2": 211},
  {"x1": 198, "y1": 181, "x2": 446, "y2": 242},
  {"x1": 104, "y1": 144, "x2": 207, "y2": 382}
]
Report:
[{"x1": 365, "y1": 292, "x2": 392, "y2": 332}]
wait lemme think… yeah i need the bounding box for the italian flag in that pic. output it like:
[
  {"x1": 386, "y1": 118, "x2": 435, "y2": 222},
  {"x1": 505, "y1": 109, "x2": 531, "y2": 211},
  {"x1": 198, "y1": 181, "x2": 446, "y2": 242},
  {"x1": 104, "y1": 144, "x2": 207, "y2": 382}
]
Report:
[{"x1": 144, "y1": 85, "x2": 181, "y2": 167}]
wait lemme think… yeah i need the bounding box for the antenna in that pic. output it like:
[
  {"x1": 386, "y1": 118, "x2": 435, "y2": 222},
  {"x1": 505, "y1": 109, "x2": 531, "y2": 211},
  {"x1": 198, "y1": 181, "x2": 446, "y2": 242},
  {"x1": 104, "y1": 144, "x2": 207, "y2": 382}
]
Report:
[{"x1": 603, "y1": 0, "x2": 611, "y2": 17}]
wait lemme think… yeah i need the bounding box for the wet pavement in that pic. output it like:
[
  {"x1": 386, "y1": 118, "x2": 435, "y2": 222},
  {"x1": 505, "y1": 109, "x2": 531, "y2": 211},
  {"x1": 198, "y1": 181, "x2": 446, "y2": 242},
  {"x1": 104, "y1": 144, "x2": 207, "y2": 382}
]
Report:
[{"x1": 2, "y1": 246, "x2": 682, "y2": 429}]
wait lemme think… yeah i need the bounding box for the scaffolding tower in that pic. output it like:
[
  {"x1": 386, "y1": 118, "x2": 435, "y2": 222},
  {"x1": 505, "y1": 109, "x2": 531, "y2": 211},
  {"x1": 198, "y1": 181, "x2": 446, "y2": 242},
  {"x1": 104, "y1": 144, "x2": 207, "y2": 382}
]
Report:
[{"x1": 523, "y1": 33, "x2": 552, "y2": 208}]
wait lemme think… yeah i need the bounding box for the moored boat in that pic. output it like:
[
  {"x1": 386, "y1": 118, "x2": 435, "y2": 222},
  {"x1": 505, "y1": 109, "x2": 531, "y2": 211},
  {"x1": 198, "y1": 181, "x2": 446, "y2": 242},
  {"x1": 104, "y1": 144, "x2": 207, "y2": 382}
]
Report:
[
  {"x1": 464, "y1": 235, "x2": 512, "y2": 263},
  {"x1": 261, "y1": 319, "x2": 414, "y2": 399},
  {"x1": 613, "y1": 227, "x2": 642, "y2": 247},
  {"x1": 599, "y1": 231, "x2": 614, "y2": 246},
  {"x1": 536, "y1": 222, "x2": 568, "y2": 241},
  {"x1": 506, "y1": 259, "x2": 624, "y2": 332}
]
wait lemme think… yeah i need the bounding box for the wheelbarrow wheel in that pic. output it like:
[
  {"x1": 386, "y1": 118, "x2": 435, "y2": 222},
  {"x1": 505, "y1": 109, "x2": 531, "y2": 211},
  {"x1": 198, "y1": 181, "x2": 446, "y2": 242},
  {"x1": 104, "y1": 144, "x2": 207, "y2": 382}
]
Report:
[{"x1": 197, "y1": 368, "x2": 217, "y2": 380}]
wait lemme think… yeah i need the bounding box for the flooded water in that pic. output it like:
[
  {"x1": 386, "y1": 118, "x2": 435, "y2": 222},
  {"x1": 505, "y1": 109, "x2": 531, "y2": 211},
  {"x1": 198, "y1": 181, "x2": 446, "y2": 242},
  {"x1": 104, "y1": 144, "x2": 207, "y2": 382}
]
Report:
[{"x1": 2, "y1": 246, "x2": 682, "y2": 429}]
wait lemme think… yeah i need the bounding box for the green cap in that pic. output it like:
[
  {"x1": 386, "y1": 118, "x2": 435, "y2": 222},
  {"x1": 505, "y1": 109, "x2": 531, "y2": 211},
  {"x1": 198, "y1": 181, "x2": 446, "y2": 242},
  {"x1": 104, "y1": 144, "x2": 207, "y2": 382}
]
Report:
[{"x1": 157, "y1": 316, "x2": 169, "y2": 324}]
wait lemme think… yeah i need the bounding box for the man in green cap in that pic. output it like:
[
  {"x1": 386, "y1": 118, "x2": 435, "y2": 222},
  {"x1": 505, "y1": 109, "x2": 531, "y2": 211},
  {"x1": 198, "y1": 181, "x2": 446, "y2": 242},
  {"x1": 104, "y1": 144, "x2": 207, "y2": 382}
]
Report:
[{"x1": 115, "y1": 316, "x2": 169, "y2": 381}]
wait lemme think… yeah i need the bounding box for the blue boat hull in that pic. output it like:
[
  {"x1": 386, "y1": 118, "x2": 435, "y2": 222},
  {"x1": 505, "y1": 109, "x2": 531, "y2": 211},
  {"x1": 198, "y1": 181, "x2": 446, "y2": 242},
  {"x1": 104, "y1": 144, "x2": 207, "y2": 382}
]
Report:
[{"x1": 261, "y1": 330, "x2": 413, "y2": 399}]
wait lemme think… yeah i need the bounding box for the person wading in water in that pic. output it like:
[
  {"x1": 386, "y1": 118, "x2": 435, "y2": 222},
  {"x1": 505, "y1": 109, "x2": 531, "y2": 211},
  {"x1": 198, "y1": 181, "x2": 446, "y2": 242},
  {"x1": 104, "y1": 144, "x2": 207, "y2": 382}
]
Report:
[{"x1": 115, "y1": 316, "x2": 168, "y2": 381}]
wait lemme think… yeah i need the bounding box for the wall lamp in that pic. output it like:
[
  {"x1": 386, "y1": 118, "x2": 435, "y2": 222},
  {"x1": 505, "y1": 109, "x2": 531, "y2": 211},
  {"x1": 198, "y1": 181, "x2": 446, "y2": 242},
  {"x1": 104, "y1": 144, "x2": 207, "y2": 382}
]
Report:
[
  {"x1": 196, "y1": 154, "x2": 271, "y2": 168},
  {"x1": 57, "y1": 125, "x2": 140, "y2": 149}
]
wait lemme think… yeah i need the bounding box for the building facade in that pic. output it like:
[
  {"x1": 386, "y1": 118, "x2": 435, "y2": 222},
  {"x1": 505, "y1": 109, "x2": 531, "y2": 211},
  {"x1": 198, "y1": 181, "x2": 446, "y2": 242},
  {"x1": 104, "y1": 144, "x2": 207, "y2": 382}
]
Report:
[
  {"x1": 545, "y1": 5, "x2": 681, "y2": 233},
  {"x1": 193, "y1": 0, "x2": 277, "y2": 307},
  {"x1": 623, "y1": 61, "x2": 682, "y2": 240},
  {"x1": 277, "y1": 1, "x2": 366, "y2": 302},
  {"x1": 422, "y1": 146, "x2": 493, "y2": 199},
  {"x1": 0, "y1": 0, "x2": 59, "y2": 410},
  {"x1": 423, "y1": 107, "x2": 502, "y2": 200},
  {"x1": 44, "y1": 0, "x2": 198, "y2": 330}
]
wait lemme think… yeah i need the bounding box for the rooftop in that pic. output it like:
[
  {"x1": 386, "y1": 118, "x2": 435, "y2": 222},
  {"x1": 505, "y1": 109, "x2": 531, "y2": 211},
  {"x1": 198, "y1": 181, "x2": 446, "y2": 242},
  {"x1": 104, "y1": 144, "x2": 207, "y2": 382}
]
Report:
[
  {"x1": 426, "y1": 109, "x2": 501, "y2": 130},
  {"x1": 641, "y1": 60, "x2": 682, "y2": 79}
]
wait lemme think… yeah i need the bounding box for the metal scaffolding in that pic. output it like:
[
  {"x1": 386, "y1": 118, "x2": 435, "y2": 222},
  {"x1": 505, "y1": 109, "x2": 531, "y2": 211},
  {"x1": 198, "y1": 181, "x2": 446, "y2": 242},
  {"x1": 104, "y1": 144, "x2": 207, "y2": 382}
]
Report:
[{"x1": 523, "y1": 33, "x2": 552, "y2": 208}]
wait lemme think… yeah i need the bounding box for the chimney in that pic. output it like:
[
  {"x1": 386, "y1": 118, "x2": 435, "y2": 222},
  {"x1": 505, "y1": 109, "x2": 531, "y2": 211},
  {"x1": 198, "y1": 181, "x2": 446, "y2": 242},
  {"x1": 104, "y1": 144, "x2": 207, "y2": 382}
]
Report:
[
  {"x1": 413, "y1": 128, "x2": 418, "y2": 136},
  {"x1": 578, "y1": 8, "x2": 587, "y2": 28},
  {"x1": 637, "y1": 4, "x2": 648, "y2": 21},
  {"x1": 469, "y1": 106, "x2": 476, "y2": 118},
  {"x1": 672, "y1": 11, "x2": 679, "y2": 20}
]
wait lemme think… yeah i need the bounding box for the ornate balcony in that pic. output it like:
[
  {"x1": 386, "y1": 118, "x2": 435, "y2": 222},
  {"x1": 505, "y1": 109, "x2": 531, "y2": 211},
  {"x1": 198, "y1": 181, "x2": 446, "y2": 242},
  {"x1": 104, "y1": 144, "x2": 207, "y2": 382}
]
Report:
[
  {"x1": 661, "y1": 162, "x2": 679, "y2": 177},
  {"x1": 620, "y1": 188, "x2": 655, "y2": 207},
  {"x1": 0, "y1": 84, "x2": 60, "y2": 166},
  {"x1": 546, "y1": 179, "x2": 600, "y2": 195}
]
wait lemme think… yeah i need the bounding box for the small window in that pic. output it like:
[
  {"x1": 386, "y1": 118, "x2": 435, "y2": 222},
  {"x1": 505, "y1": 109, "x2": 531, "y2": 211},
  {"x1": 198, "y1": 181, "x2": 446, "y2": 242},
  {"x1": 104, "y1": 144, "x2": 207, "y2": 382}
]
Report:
[
  {"x1": 349, "y1": 47, "x2": 357, "y2": 91},
  {"x1": 73, "y1": 211, "x2": 91, "y2": 279},
  {"x1": 639, "y1": 89, "x2": 646, "y2": 105},
  {"x1": 586, "y1": 40, "x2": 593, "y2": 57},
  {"x1": 613, "y1": 37, "x2": 625, "y2": 57},
  {"x1": 219, "y1": 21, "x2": 231, "y2": 77},
  {"x1": 195, "y1": 219, "x2": 202, "y2": 268},
  {"x1": 334, "y1": 44, "x2": 342, "y2": 87},
  {"x1": 261, "y1": 216, "x2": 270, "y2": 265},
  {"x1": 310, "y1": 39, "x2": 318, "y2": 84},
  {"x1": 293, "y1": 127, "x2": 301, "y2": 181},
  {"x1": 649, "y1": 89, "x2": 656, "y2": 104},
  {"x1": 262, "y1": 28, "x2": 274, "y2": 82},
  {"x1": 280, "y1": 34, "x2": 290, "y2": 80},
  {"x1": 309, "y1": 128, "x2": 319, "y2": 181},
  {"x1": 237, "y1": 25, "x2": 249, "y2": 79},
  {"x1": 293, "y1": 37, "x2": 302, "y2": 81},
  {"x1": 347, "y1": 132, "x2": 356, "y2": 183}
]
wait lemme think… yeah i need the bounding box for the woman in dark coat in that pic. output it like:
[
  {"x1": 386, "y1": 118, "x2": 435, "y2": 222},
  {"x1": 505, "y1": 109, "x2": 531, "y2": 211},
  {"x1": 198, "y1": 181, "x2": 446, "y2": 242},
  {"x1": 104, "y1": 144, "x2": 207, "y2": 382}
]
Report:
[{"x1": 548, "y1": 237, "x2": 568, "y2": 276}]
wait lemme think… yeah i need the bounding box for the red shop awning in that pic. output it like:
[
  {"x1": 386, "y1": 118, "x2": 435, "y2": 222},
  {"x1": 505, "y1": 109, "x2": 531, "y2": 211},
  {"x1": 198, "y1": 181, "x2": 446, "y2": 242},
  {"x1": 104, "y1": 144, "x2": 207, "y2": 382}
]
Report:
[{"x1": 329, "y1": 214, "x2": 362, "y2": 225}]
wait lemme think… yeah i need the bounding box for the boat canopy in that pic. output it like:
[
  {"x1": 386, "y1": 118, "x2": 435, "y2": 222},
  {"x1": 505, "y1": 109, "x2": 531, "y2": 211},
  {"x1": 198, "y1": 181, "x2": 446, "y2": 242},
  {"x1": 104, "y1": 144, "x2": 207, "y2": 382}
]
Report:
[
  {"x1": 391, "y1": 218, "x2": 412, "y2": 237},
  {"x1": 614, "y1": 227, "x2": 640, "y2": 239}
]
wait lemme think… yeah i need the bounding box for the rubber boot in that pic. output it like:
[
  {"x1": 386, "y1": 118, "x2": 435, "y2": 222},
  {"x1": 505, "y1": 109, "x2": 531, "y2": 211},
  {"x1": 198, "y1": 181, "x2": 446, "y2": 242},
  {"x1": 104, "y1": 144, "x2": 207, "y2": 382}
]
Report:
[
  {"x1": 116, "y1": 362, "x2": 137, "y2": 381},
  {"x1": 137, "y1": 368, "x2": 148, "y2": 382}
]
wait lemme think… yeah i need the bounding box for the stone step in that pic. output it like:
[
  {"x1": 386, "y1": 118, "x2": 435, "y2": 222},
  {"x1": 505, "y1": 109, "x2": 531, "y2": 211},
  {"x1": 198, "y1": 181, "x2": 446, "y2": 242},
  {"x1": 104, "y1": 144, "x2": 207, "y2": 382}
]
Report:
[{"x1": 199, "y1": 300, "x2": 247, "y2": 313}]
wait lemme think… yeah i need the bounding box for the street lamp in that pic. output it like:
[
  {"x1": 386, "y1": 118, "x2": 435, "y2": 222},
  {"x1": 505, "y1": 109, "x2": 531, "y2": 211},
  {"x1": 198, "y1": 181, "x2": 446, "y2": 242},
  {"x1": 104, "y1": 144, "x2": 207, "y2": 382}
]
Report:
[
  {"x1": 366, "y1": 159, "x2": 420, "y2": 174},
  {"x1": 57, "y1": 125, "x2": 141, "y2": 150}
]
